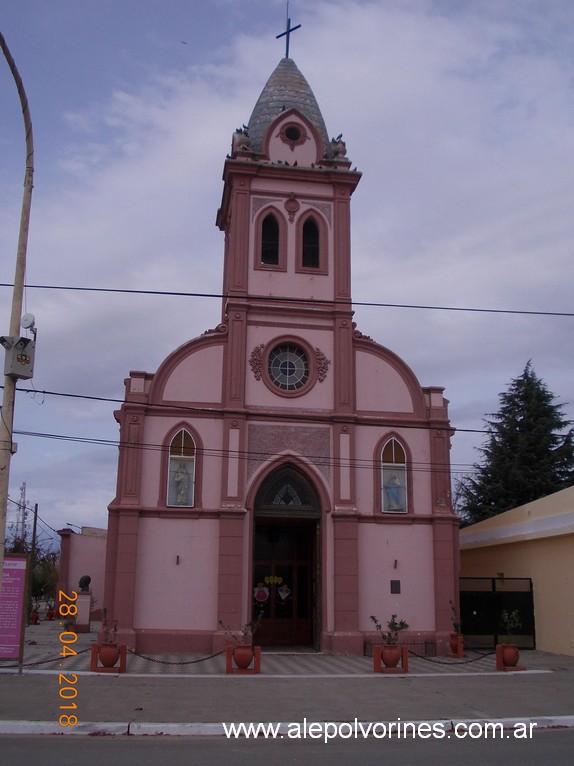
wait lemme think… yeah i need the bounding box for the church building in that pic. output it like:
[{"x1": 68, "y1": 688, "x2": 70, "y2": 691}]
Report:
[{"x1": 103, "y1": 45, "x2": 459, "y2": 655}]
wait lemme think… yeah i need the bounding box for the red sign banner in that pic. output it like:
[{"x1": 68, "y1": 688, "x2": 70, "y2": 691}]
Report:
[{"x1": 0, "y1": 554, "x2": 29, "y2": 661}]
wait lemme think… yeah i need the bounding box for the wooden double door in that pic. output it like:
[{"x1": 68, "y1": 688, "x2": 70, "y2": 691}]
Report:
[{"x1": 252, "y1": 520, "x2": 317, "y2": 647}]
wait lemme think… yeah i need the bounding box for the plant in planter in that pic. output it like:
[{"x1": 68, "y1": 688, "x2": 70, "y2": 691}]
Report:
[
  {"x1": 29, "y1": 602, "x2": 40, "y2": 625},
  {"x1": 90, "y1": 609, "x2": 127, "y2": 673},
  {"x1": 96, "y1": 608, "x2": 120, "y2": 668},
  {"x1": 449, "y1": 599, "x2": 463, "y2": 656},
  {"x1": 370, "y1": 613, "x2": 409, "y2": 645},
  {"x1": 500, "y1": 609, "x2": 521, "y2": 637},
  {"x1": 370, "y1": 614, "x2": 409, "y2": 669},
  {"x1": 495, "y1": 609, "x2": 525, "y2": 671},
  {"x1": 62, "y1": 613, "x2": 77, "y2": 632},
  {"x1": 220, "y1": 609, "x2": 264, "y2": 672},
  {"x1": 450, "y1": 600, "x2": 461, "y2": 635}
]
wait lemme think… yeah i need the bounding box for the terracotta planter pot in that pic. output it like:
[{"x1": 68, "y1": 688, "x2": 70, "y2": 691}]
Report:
[
  {"x1": 225, "y1": 645, "x2": 261, "y2": 674},
  {"x1": 90, "y1": 643, "x2": 127, "y2": 673},
  {"x1": 381, "y1": 644, "x2": 401, "y2": 668},
  {"x1": 501, "y1": 644, "x2": 520, "y2": 668},
  {"x1": 29, "y1": 611, "x2": 40, "y2": 625},
  {"x1": 98, "y1": 643, "x2": 121, "y2": 668},
  {"x1": 232, "y1": 644, "x2": 255, "y2": 670},
  {"x1": 450, "y1": 632, "x2": 464, "y2": 657}
]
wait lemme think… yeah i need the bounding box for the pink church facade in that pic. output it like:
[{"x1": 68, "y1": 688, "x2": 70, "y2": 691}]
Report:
[{"x1": 103, "y1": 57, "x2": 459, "y2": 655}]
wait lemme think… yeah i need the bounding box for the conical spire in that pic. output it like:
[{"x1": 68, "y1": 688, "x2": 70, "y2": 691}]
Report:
[{"x1": 247, "y1": 58, "x2": 332, "y2": 158}]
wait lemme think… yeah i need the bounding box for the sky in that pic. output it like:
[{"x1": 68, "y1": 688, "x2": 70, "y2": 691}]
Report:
[{"x1": 1, "y1": 0, "x2": 573, "y2": 547}]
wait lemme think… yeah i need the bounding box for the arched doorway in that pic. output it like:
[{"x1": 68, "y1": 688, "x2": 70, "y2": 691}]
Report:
[{"x1": 252, "y1": 464, "x2": 321, "y2": 648}]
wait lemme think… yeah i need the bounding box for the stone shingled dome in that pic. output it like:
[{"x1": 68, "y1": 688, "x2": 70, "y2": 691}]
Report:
[{"x1": 247, "y1": 58, "x2": 332, "y2": 159}]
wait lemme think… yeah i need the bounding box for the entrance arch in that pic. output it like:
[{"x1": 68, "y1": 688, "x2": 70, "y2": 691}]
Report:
[{"x1": 252, "y1": 464, "x2": 321, "y2": 648}]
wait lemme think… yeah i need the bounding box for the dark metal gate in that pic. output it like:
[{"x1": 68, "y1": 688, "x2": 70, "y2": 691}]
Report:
[{"x1": 459, "y1": 577, "x2": 535, "y2": 649}]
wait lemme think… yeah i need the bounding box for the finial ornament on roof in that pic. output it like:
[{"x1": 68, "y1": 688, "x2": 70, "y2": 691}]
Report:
[{"x1": 276, "y1": 1, "x2": 301, "y2": 58}]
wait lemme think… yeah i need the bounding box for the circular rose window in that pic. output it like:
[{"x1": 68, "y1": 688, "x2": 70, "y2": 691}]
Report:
[{"x1": 267, "y1": 344, "x2": 309, "y2": 392}]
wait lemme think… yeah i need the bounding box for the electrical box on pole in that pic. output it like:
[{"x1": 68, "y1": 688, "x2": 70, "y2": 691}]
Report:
[{"x1": 0, "y1": 336, "x2": 35, "y2": 379}]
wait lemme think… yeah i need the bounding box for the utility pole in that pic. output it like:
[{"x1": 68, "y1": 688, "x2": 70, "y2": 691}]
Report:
[
  {"x1": 0, "y1": 32, "x2": 35, "y2": 582},
  {"x1": 15, "y1": 482, "x2": 28, "y2": 541},
  {"x1": 26, "y1": 502, "x2": 38, "y2": 623}
]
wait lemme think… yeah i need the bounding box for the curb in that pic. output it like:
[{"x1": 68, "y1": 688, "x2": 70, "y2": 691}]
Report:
[
  {"x1": 1, "y1": 715, "x2": 573, "y2": 737},
  {"x1": 0, "y1": 721, "x2": 129, "y2": 736},
  {"x1": 0, "y1": 668, "x2": 555, "y2": 679}
]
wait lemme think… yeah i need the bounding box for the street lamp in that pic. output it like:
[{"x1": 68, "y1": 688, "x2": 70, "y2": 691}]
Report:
[{"x1": 0, "y1": 31, "x2": 35, "y2": 580}]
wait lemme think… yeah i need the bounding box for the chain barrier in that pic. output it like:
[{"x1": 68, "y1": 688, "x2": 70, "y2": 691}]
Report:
[
  {"x1": 1, "y1": 646, "x2": 223, "y2": 669},
  {"x1": 127, "y1": 648, "x2": 225, "y2": 665},
  {"x1": 0, "y1": 646, "x2": 92, "y2": 669},
  {"x1": 408, "y1": 648, "x2": 496, "y2": 665},
  {"x1": 2, "y1": 645, "x2": 496, "y2": 671},
  {"x1": 125, "y1": 647, "x2": 496, "y2": 668}
]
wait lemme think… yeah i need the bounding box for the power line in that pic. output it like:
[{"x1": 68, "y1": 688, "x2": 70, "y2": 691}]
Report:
[
  {"x1": 34, "y1": 512, "x2": 60, "y2": 537},
  {"x1": 1, "y1": 281, "x2": 573, "y2": 318},
  {"x1": 6, "y1": 497, "x2": 59, "y2": 538},
  {"x1": 12, "y1": 427, "x2": 474, "y2": 477},
  {"x1": 9, "y1": 383, "x2": 488, "y2": 435},
  {"x1": 0, "y1": 378, "x2": 508, "y2": 481}
]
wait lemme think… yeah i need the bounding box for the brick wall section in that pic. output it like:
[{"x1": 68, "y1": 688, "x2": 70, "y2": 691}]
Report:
[
  {"x1": 217, "y1": 516, "x2": 245, "y2": 629},
  {"x1": 333, "y1": 517, "x2": 359, "y2": 631}
]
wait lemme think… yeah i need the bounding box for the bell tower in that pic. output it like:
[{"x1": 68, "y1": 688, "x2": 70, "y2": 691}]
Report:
[{"x1": 216, "y1": 56, "x2": 362, "y2": 415}]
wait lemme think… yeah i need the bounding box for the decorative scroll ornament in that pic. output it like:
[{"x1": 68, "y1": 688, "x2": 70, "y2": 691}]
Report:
[
  {"x1": 352, "y1": 322, "x2": 373, "y2": 341},
  {"x1": 284, "y1": 193, "x2": 300, "y2": 223},
  {"x1": 202, "y1": 323, "x2": 228, "y2": 336},
  {"x1": 249, "y1": 344, "x2": 265, "y2": 381},
  {"x1": 314, "y1": 347, "x2": 331, "y2": 382}
]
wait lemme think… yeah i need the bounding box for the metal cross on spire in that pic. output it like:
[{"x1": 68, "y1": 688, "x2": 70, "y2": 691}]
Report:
[{"x1": 276, "y1": 2, "x2": 301, "y2": 59}]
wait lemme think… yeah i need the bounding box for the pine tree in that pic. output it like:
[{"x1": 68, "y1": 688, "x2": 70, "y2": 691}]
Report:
[{"x1": 457, "y1": 362, "x2": 574, "y2": 525}]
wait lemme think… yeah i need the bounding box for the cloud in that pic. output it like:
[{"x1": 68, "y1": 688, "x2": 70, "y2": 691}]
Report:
[{"x1": 2, "y1": 0, "x2": 573, "y2": 531}]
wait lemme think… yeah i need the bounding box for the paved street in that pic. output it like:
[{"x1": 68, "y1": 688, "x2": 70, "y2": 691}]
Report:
[
  {"x1": 0, "y1": 618, "x2": 573, "y2": 742},
  {"x1": 2, "y1": 729, "x2": 574, "y2": 766}
]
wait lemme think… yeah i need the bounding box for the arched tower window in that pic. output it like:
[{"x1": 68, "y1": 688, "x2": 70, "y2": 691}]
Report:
[
  {"x1": 261, "y1": 213, "x2": 280, "y2": 265},
  {"x1": 167, "y1": 429, "x2": 196, "y2": 507},
  {"x1": 381, "y1": 438, "x2": 407, "y2": 513},
  {"x1": 302, "y1": 217, "x2": 320, "y2": 268}
]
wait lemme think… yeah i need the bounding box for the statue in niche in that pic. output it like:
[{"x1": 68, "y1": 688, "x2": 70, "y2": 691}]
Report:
[
  {"x1": 384, "y1": 473, "x2": 403, "y2": 511},
  {"x1": 174, "y1": 462, "x2": 189, "y2": 505},
  {"x1": 78, "y1": 575, "x2": 91, "y2": 592}
]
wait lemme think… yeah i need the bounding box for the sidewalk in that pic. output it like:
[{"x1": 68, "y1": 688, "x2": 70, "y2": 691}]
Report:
[{"x1": 0, "y1": 619, "x2": 573, "y2": 736}]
